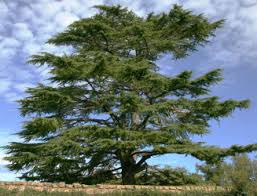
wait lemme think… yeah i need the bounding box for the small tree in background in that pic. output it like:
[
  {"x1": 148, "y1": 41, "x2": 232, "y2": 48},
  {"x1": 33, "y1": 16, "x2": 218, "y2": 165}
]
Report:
[
  {"x1": 228, "y1": 155, "x2": 257, "y2": 195},
  {"x1": 5, "y1": 5, "x2": 257, "y2": 184},
  {"x1": 198, "y1": 154, "x2": 257, "y2": 195},
  {"x1": 197, "y1": 161, "x2": 228, "y2": 186}
]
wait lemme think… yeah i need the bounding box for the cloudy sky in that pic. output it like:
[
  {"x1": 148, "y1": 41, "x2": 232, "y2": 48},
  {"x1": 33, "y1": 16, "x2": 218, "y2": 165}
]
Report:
[{"x1": 1, "y1": 0, "x2": 257, "y2": 181}]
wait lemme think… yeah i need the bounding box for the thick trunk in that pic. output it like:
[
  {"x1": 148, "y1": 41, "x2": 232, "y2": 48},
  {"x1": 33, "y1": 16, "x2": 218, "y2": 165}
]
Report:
[
  {"x1": 119, "y1": 151, "x2": 149, "y2": 184},
  {"x1": 120, "y1": 156, "x2": 137, "y2": 185},
  {"x1": 121, "y1": 166, "x2": 136, "y2": 185}
]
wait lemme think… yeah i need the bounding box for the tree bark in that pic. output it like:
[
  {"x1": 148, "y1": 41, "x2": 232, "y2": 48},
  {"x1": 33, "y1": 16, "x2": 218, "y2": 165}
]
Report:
[
  {"x1": 120, "y1": 155, "x2": 137, "y2": 185},
  {"x1": 120, "y1": 152, "x2": 150, "y2": 184},
  {"x1": 121, "y1": 165, "x2": 136, "y2": 185}
]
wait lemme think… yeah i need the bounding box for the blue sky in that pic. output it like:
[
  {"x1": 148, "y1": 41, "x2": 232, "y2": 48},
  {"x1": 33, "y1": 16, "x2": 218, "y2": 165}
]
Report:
[{"x1": 1, "y1": 0, "x2": 257, "y2": 181}]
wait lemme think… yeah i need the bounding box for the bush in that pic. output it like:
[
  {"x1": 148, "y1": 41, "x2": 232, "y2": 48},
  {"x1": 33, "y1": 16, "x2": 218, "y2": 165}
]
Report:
[
  {"x1": 136, "y1": 166, "x2": 203, "y2": 185},
  {"x1": 197, "y1": 154, "x2": 257, "y2": 195}
]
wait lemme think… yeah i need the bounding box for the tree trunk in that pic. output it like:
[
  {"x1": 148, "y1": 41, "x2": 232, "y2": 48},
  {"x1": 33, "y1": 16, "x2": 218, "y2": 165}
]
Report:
[
  {"x1": 121, "y1": 166, "x2": 136, "y2": 185},
  {"x1": 120, "y1": 155, "x2": 137, "y2": 185},
  {"x1": 120, "y1": 153, "x2": 149, "y2": 184}
]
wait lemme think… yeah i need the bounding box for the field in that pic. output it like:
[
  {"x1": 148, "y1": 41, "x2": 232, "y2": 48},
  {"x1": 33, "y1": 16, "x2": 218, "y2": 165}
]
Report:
[{"x1": 0, "y1": 188, "x2": 232, "y2": 196}]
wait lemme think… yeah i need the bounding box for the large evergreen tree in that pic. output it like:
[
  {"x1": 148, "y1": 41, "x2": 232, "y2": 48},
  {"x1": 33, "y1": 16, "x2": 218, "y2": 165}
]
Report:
[{"x1": 5, "y1": 5, "x2": 257, "y2": 184}]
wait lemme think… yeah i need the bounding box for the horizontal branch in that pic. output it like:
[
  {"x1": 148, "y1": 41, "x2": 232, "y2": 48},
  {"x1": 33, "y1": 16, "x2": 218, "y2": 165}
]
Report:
[{"x1": 66, "y1": 117, "x2": 113, "y2": 127}]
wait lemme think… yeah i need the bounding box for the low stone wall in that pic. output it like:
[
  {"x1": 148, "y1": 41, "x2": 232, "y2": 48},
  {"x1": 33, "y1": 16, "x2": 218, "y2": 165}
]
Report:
[{"x1": 0, "y1": 181, "x2": 227, "y2": 194}]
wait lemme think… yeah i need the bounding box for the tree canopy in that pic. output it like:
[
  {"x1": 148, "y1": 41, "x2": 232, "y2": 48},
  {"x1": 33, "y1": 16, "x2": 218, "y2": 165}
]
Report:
[{"x1": 5, "y1": 4, "x2": 257, "y2": 185}]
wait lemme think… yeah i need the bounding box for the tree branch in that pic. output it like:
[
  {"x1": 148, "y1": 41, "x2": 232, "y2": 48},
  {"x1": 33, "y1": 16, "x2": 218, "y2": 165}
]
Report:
[{"x1": 66, "y1": 117, "x2": 113, "y2": 127}]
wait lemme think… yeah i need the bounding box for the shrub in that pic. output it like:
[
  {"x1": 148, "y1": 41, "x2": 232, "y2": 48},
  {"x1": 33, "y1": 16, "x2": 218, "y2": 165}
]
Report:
[
  {"x1": 197, "y1": 154, "x2": 257, "y2": 195},
  {"x1": 136, "y1": 166, "x2": 203, "y2": 185}
]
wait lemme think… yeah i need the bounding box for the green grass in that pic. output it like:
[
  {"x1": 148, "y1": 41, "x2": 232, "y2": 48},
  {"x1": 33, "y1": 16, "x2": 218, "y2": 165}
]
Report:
[{"x1": 0, "y1": 188, "x2": 232, "y2": 196}]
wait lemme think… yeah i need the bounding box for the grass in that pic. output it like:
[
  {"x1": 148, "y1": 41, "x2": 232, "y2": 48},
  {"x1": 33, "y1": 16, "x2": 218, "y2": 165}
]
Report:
[{"x1": 0, "y1": 188, "x2": 232, "y2": 196}]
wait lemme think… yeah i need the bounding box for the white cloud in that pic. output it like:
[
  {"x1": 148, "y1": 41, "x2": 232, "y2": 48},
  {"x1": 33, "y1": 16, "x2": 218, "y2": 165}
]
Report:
[
  {"x1": 182, "y1": 0, "x2": 217, "y2": 17},
  {"x1": 33, "y1": 1, "x2": 61, "y2": 20},
  {"x1": 6, "y1": 1, "x2": 18, "y2": 10},
  {"x1": 0, "y1": 38, "x2": 21, "y2": 63},
  {"x1": 13, "y1": 23, "x2": 34, "y2": 41},
  {"x1": 17, "y1": 6, "x2": 35, "y2": 21},
  {"x1": 179, "y1": 0, "x2": 257, "y2": 68},
  {"x1": 239, "y1": 0, "x2": 257, "y2": 7},
  {"x1": 0, "y1": 1, "x2": 8, "y2": 15},
  {"x1": 0, "y1": 37, "x2": 20, "y2": 48},
  {"x1": 14, "y1": 83, "x2": 34, "y2": 92},
  {"x1": 104, "y1": 0, "x2": 146, "y2": 16},
  {"x1": 54, "y1": 11, "x2": 79, "y2": 28},
  {"x1": 22, "y1": 40, "x2": 42, "y2": 56},
  {"x1": 0, "y1": 154, "x2": 9, "y2": 166},
  {"x1": 0, "y1": 24, "x2": 4, "y2": 33},
  {"x1": 0, "y1": 48, "x2": 16, "y2": 60},
  {"x1": 0, "y1": 78, "x2": 11, "y2": 94},
  {"x1": 0, "y1": 132, "x2": 21, "y2": 181},
  {"x1": 4, "y1": 92, "x2": 23, "y2": 102}
]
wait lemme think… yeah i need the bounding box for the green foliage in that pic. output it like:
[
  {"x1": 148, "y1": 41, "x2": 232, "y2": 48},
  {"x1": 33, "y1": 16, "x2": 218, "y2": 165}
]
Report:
[
  {"x1": 5, "y1": 4, "x2": 257, "y2": 184},
  {"x1": 197, "y1": 162, "x2": 225, "y2": 185},
  {"x1": 136, "y1": 166, "x2": 203, "y2": 185},
  {"x1": 47, "y1": 5, "x2": 224, "y2": 60},
  {"x1": 19, "y1": 117, "x2": 63, "y2": 141},
  {"x1": 197, "y1": 154, "x2": 257, "y2": 195}
]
